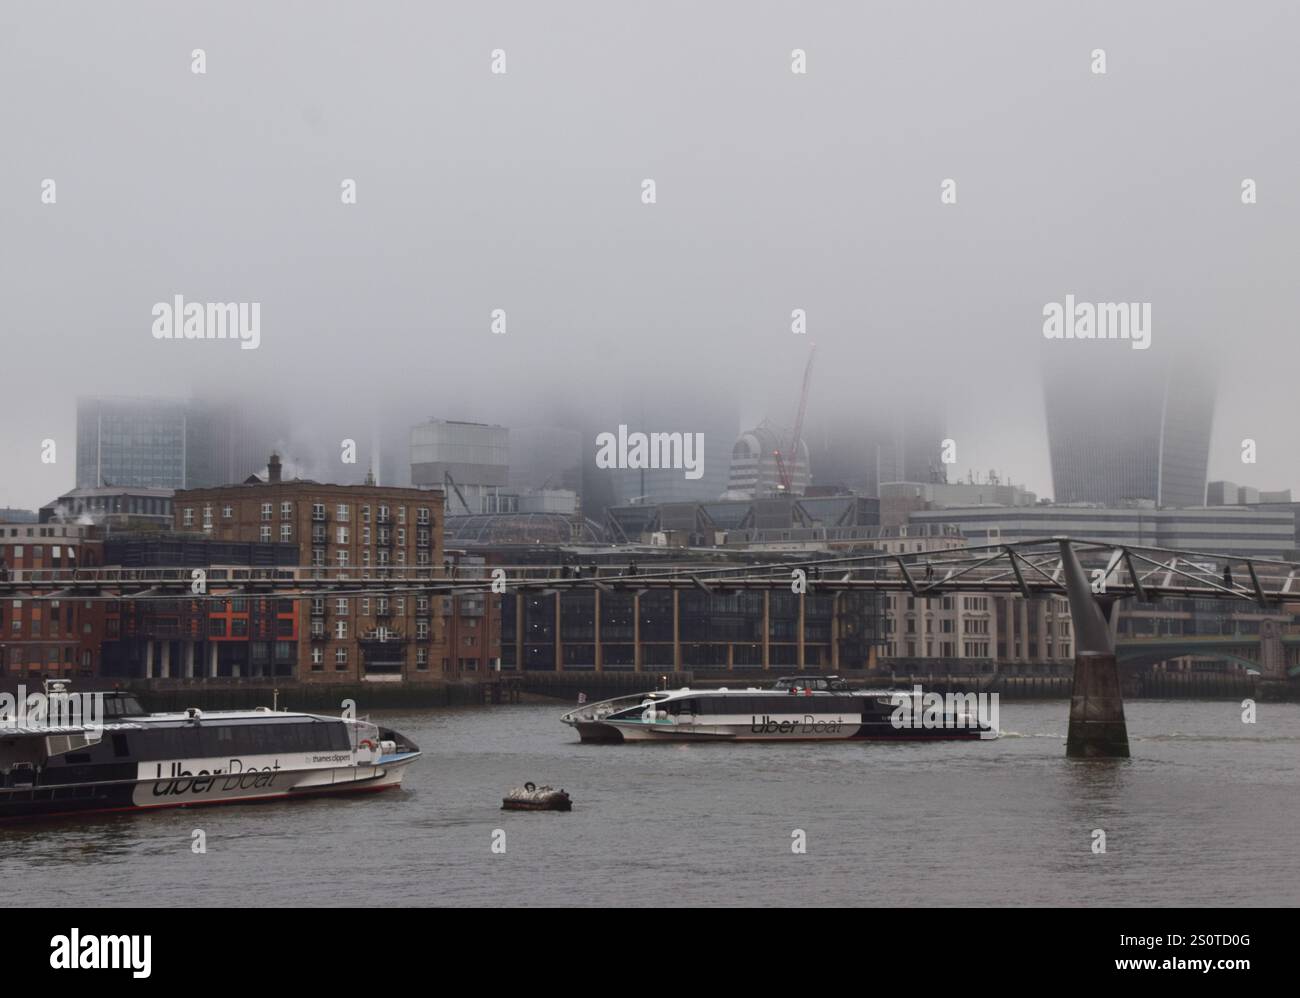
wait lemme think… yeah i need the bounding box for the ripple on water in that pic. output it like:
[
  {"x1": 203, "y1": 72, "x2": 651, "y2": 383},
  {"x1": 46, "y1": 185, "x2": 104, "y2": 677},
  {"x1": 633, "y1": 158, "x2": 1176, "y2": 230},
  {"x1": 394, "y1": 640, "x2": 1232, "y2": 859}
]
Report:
[{"x1": 2, "y1": 699, "x2": 1297, "y2": 906}]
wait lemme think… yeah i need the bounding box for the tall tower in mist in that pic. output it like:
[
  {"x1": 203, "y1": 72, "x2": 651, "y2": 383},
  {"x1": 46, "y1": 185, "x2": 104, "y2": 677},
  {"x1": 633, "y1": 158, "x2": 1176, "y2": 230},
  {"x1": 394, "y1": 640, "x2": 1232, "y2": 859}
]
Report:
[
  {"x1": 806, "y1": 402, "x2": 947, "y2": 496},
  {"x1": 1044, "y1": 355, "x2": 1215, "y2": 507}
]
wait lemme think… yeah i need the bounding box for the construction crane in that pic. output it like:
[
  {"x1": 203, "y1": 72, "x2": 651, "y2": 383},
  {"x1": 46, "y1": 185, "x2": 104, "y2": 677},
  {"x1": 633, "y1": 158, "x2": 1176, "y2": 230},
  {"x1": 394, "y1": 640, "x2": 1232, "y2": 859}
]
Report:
[
  {"x1": 774, "y1": 343, "x2": 816, "y2": 494},
  {"x1": 444, "y1": 470, "x2": 474, "y2": 516}
]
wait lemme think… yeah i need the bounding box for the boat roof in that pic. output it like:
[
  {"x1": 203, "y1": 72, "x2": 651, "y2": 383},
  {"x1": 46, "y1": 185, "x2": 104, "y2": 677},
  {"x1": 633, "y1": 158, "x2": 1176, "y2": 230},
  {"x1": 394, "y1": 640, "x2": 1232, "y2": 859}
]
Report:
[
  {"x1": 648, "y1": 686, "x2": 896, "y2": 698},
  {"x1": 0, "y1": 721, "x2": 145, "y2": 738},
  {"x1": 0, "y1": 709, "x2": 345, "y2": 737}
]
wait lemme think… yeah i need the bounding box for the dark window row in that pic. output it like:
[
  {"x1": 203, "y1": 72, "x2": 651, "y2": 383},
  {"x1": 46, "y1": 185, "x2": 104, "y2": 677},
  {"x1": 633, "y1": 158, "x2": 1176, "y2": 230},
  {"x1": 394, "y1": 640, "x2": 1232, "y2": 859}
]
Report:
[
  {"x1": 128, "y1": 721, "x2": 350, "y2": 760},
  {"x1": 644, "y1": 695, "x2": 863, "y2": 716}
]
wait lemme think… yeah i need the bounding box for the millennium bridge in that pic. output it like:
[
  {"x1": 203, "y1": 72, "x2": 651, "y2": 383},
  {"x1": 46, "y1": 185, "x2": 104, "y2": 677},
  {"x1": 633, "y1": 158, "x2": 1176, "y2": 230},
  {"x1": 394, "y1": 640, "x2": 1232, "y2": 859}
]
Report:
[{"x1": 3, "y1": 538, "x2": 1297, "y2": 758}]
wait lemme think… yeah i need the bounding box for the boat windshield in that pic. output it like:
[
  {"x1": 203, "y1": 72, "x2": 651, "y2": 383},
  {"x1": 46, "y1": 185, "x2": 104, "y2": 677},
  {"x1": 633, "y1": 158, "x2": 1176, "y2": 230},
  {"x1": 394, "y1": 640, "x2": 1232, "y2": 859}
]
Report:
[
  {"x1": 102, "y1": 693, "x2": 147, "y2": 718},
  {"x1": 770, "y1": 677, "x2": 852, "y2": 692}
]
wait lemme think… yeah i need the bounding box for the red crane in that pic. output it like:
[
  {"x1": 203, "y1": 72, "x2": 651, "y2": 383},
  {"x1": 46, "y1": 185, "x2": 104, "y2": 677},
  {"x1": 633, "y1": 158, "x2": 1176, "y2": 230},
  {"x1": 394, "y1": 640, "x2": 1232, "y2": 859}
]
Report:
[{"x1": 774, "y1": 343, "x2": 816, "y2": 493}]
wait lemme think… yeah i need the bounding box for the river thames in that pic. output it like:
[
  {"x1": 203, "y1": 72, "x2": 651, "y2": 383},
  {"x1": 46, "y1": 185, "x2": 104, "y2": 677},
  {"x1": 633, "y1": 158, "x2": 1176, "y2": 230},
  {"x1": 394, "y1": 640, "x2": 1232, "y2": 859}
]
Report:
[{"x1": 4, "y1": 698, "x2": 1298, "y2": 907}]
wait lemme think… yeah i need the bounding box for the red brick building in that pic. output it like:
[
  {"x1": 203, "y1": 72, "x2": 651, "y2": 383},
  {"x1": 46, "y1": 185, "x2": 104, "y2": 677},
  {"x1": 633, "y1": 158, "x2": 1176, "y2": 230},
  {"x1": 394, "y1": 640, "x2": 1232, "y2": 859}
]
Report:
[
  {"x1": 443, "y1": 550, "x2": 503, "y2": 674},
  {"x1": 173, "y1": 455, "x2": 448, "y2": 683},
  {"x1": 0, "y1": 523, "x2": 105, "y2": 678}
]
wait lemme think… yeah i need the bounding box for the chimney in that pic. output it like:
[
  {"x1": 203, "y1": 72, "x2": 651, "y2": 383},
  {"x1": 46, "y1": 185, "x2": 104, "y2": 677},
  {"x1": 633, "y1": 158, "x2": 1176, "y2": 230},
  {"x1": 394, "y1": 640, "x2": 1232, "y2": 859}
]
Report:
[{"x1": 268, "y1": 452, "x2": 282, "y2": 484}]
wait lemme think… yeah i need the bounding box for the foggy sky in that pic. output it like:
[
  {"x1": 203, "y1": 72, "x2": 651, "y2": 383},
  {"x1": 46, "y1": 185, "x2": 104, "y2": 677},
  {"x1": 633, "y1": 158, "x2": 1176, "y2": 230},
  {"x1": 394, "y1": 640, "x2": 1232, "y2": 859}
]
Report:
[{"x1": 3, "y1": 1, "x2": 1298, "y2": 510}]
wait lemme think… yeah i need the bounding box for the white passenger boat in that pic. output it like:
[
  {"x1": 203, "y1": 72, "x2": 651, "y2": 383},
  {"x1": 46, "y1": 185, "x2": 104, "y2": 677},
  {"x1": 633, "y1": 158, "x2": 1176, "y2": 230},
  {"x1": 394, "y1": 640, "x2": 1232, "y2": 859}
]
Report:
[
  {"x1": 0, "y1": 683, "x2": 420, "y2": 820},
  {"x1": 561, "y1": 676, "x2": 995, "y2": 743}
]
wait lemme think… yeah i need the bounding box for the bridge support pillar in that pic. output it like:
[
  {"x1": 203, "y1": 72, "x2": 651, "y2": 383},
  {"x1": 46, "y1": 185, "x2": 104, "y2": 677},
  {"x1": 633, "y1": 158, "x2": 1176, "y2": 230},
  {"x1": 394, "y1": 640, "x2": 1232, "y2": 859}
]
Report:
[
  {"x1": 1066, "y1": 651, "x2": 1130, "y2": 758},
  {"x1": 1256, "y1": 618, "x2": 1294, "y2": 701},
  {"x1": 1059, "y1": 540, "x2": 1130, "y2": 759}
]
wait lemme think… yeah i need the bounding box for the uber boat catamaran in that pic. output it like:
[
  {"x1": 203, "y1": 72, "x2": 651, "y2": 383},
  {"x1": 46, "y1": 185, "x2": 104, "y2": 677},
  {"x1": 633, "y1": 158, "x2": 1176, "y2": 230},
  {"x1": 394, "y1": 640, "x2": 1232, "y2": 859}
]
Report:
[
  {"x1": 561, "y1": 676, "x2": 995, "y2": 743},
  {"x1": 0, "y1": 683, "x2": 420, "y2": 821}
]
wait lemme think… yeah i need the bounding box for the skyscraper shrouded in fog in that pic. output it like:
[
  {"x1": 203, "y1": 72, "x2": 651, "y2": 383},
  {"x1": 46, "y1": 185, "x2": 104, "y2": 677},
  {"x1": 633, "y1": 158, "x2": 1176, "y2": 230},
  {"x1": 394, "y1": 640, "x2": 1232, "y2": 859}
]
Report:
[
  {"x1": 1043, "y1": 353, "x2": 1215, "y2": 508},
  {"x1": 586, "y1": 377, "x2": 738, "y2": 507},
  {"x1": 77, "y1": 396, "x2": 189, "y2": 490},
  {"x1": 806, "y1": 401, "x2": 948, "y2": 497},
  {"x1": 77, "y1": 395, "x2": 290, "y2": 491}
]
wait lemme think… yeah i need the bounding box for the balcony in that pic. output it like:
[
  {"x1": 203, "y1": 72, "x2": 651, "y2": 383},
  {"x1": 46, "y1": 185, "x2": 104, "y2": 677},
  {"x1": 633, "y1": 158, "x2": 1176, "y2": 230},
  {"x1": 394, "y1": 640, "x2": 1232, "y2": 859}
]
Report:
[{"x1": 360, "y1": 627, "x2": 406, "y2": 644}]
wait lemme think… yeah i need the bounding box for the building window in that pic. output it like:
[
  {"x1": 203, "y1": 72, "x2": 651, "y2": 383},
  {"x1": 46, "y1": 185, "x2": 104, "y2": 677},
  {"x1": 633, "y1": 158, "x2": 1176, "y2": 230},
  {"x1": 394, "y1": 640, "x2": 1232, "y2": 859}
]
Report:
[
  {"x1": 280, "y1": 524, "x2": 292, "y2": 542},
  {"x1": 417, "y1": 507, "x2": 430, "y2": 525},
  {"x1": 335, "y1": 647, "x2": 348, "y2": 668},
  {"x1": 182, "y1": 508, "x2": 194, "y2": 526},
  {"x1": 335, "y1": 620, "x2": 348, "y2": 640},
  {"x1": 260, "y1": 525, "x2": 271, "y2": 542},
  {"x1": 336, "y1": 551, "x2": 349, "y2": 567},
  {"x1": 280, "y1": 501, "x2": 292, "y2": 518},
  {"x1": 336, "y1": 598, "x2": 349, "y2": 615},
  {"x1": 337, "y1": 526, "x2": 349, "y2": 545},
  {"x1": 312, "y1": 548, "x2": 325, "y2": 567},
  {"x1": 222, "y1": 505, "x2": 233, "y2": 519},
  {"x1": 311, "y1": 648, "x2": 323, "y2": 670},
  {"x1": 261, "y1": 502, "x2": 272, "y2": 520},
  {"x1": 397, "y1": 506, "x2": 406, "y2": 524},
  {"x1": 362, "y1": 505, "x2": 371, "y2": 524},
  {"x1": 336, "y1": 503, "x2": 350, "y2": 522},
  {"x1": 416, "y1": 648, "x2": 428, "y2": 669},
  {"x1": 312, "y1": 503, "x2": 326, "y2": 520}
]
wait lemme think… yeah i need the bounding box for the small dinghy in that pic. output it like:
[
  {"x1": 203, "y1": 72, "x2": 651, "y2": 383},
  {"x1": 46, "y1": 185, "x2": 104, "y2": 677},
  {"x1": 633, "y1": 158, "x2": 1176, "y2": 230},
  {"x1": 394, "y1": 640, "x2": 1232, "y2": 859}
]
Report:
[{"x1": 501, "y1": 782, "x2": 572, "y2": 811}]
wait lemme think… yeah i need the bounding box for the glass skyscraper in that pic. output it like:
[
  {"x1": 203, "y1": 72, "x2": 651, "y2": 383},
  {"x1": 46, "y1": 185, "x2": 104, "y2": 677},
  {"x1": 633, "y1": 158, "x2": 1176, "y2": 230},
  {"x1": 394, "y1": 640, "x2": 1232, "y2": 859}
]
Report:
[
  {"x1": 77, "y1": 395, "x2": 287, "y2": 490},
  {"x1": 76, "y1": 396, "x2": 188, "y2": 490}
]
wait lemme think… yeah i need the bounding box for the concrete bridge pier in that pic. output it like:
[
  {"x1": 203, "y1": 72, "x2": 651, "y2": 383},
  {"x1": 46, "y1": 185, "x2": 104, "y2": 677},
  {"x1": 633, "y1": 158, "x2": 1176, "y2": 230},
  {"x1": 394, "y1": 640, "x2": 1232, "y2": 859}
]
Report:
[
  {"x1": 1066, "y1": 651, "x2": 1130, "y2": 758},
  {"x1": 1059, "y1": 541, "x2": 1130, "y2": 759},
  {"x1": 1256, "y1": 618, "x2": 1294, "y2": 702}
]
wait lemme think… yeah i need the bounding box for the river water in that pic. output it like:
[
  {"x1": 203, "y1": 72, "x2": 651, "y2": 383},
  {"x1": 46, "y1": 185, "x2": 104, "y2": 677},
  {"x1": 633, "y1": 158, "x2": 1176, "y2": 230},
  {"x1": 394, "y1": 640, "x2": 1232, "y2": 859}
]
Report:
[{"x1": 4, "y1": 699, "x2": 1298, "y2": 907}]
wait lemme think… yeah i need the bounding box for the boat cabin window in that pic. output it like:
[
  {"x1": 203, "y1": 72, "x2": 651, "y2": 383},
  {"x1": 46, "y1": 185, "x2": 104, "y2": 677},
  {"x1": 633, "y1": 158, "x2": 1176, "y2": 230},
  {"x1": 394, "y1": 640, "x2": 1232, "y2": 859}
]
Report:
[
  {"x1": 771, "y1": 677, "x2": 851, "y2": 692},
  {"x1": 101, "y1": 694, "x2": 146, "y2": 719},
  {"x1": 129, "y1": 721, "x2": 351, "y2": 759}
]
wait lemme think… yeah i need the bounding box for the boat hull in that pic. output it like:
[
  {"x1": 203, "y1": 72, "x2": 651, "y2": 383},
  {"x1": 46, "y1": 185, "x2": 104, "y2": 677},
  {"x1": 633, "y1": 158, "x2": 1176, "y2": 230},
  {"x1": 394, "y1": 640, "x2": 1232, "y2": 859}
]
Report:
[
  {"x1": 0, "y1": 754, "x2": 418, "y2": 823},
  {"x1": 607, "y1": 721, "x2": 989, "y2": 742},
  {"x1": 570, "y1": 720, "x2": 624, "y2": 743}
]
